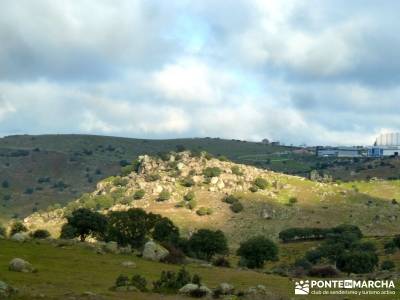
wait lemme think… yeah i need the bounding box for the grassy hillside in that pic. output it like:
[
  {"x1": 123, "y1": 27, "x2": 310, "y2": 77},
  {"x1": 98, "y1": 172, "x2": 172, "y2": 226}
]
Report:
[
  {"x1": 0, "y1": 134, "x2": 287, "y2": 220},
  {"x1": 24, "y1": 152, "x2": 400, "y2": 248},
  {"x1": 1, "y1": 238, "x2": 398, "y2": 300}
]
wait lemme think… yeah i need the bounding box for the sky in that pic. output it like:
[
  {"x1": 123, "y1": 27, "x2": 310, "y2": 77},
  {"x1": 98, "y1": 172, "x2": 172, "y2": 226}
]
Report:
[{"x1": 1, "y1": 0, "x2": 400, "y2": 146}]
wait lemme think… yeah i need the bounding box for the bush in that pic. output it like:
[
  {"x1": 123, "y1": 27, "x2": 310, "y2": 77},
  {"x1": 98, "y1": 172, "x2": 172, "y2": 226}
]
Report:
[
  {"x1": 133, "y1": 189, "x2": 145, "y2": 200},
  {"x1": 60, "y1": 224, "x2": 77, "y2": 239},
  {"x1": 381, "y1": 260, "x2": 395, "y2": 271},
  {"x1": 153, "y1": 268, "x2": 197, "y2": 293},
  {"x1": 213, "y1": 256, "x2": 231, "y2": 268},
  {"x1": 157, "y1": 190, "x2": 171, "y2": 202},
  {"x1": 203, "y1": 167, "x2": 221, "y2": 178},
  {"x1": 131, "y1": 274, "x2": 147, "y2": 291},
  {"x1": 2, "y1": 180, "x2": 9, "y2": 188},
  {"x1": 10, "y1": 222, "x2": 28, "y2": 236},
  {"x1": 294, "y1": 258, "x2": 312, "y2": 271},
  {"x1": 187, "y1": 199, "x2": 197, "y2": 210},
  {"x1": 184, "y1": 191, "x2": 195, "y2": 202},
  {"x1": 308, "y1": 265, "x2": 339, "y2": 277},
  {"x1": 254, "y1": 178, "x2": 268, "y2": 189},
  {"x1": 180, "y1": 177, "x2": 195, "y2": 187},
  {"x1": 153, "y1": 218, "x2": 179, "y2": 244},
  {"x1": 188, "y1": 229, "x2": 228, "y2": 260},
  {"x1": 223, "y1": 195, "x2": 239, "y2": 204},
  {"x1": 217, "y1": 155, "x2": 229, "y2": 161},
  {"x1": 120, "y1": 165, "x2": 135, "y2": 176},
  {"x1": 115, "y1": 274, "x2": 129, "y2": 287},
  {"x1": 230, "y1": 201, "x2": 243, "y2": 213},
  {"x1": 237, "y1": 236, "x2": 278, "y2": 268},
  {"x1": 249, "y1": 186, "x2": 259, "y2": 193},
  {"x1": 145, "y1": 173, "x2": 161, "y2": 182},
  {"x1": 112, "y1": 177, "x2": 128, "y2": 187},
  {"x1": 231, "y1": 166, "x2": 243, "y2": 176},
  {"x1": 196, "y1": 207, "x2": 212, "y2": 216},
  {"x1": 0, "y1": 225, "x2": 6, "y2": 237},
  {"x1": 31, "y1": 229, "x2": 50, "y2": 239},
  {"x1": 384, "y1": 241, "x2": 397, "y2": 254},
  {"x1": 161, "y1": 243, "x2": 186, "y2": 265},
  {"x1": 393, "y1": 235, "x2": 400, "y2": 248},
  {"x1": 288, "y1": 197, "x2": 298, "y2": 205}
]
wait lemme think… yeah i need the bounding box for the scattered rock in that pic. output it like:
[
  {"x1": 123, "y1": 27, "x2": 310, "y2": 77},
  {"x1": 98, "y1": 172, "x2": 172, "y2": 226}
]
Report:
[
  {"x1": 179, "y1": 283, "x2": 199, "y2": 294},
  {"x1": 114, "y1": 285, "x2": 139, "y2": 292},
  {"x1": 142, "y1": 241, "x2": 169, "y2": 261},
  {"x1": 119, "y1": 245, "x2": 132, "y2": 254},
  {"x1": 9, "y1": 258, "x2": 35, "y2": 273},
  {"x1": 10, "y1": 232, "x2": 29, "y2": 243},
  {"x1": 103, "y1": 241, "x2": 119, "y2": 254},
  {"x1": 121, "y1": 261, "x2": 136, "y2": 268},
  {"x1": 218, "y1": 283, "x2": 235, "y2": 295},
  {"x1": 0, "y1": 280, "x2": 17, "y2": 298}
]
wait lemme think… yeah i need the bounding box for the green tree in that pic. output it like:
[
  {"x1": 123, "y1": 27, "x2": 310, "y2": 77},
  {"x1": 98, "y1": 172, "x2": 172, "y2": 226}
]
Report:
[
  {"x1": 336, "y1": 251, "x2": 378, "y2": 275},
  {"x1": 188, "y1": 229, "x2": 228, "y2": 260},
  {"x1": 63, "y1": 208, "x2": 107, "y2": 242},
  {"x1": 237, "y1": 236, "x2": 278, "y2": 268},
  {"x1": 152, "y1": 218, "x2": 180, "y2": 245}
]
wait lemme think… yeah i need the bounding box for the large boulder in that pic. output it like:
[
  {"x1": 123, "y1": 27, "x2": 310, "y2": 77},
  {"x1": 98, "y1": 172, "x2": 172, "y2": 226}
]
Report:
[
  {"x1": 142, "y1": 241, "x2": 169, "y2": 262},
  {"x1": 218, "y1": 283, "x2": 235, "y2": 295},
  {"x1": 9, "y1": 258, "x2": 35, "y2": 273},
  {"x1": 179, "y1": 283, "x2": 199, "y2": 295},
  {"x1": 179, "y1": 284, "x2": 211, "y2": 297},
  {"x1": 10, "y1": 232, "x2": 29, "y2": 243}
]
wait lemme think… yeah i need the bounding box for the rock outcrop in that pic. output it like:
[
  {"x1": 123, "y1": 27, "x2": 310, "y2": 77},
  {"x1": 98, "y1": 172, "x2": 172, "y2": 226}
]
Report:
[
  {"x1": 142, "y1": 241, "x2": 169, "y2": 261},
  {"x1": 9, "y1": 258, "x2": 35, "y2": 273}
]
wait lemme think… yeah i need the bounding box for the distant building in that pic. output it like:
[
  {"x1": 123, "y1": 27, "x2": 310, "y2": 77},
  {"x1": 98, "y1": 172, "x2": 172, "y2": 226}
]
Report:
[
  {"x1": 368, "y1": 132, "x2": 400, "y2": 157},
  {"x1": 316, "y1": 146, "x2": 362, "y2": 158}
]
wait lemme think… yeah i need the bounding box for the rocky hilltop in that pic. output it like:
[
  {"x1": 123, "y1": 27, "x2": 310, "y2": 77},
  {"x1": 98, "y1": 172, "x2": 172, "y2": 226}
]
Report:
[{"x1": 24, "y1": 151, "x2": 400, "y2": 246}]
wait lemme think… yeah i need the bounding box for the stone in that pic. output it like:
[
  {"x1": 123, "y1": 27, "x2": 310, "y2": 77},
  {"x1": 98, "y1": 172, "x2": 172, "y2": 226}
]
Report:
[
  {"x1": 142, "y1": 241, "x2": 169, "y2": 261},
  {"x1": 217, "y1": 180, "x2": 225, "y2": 189},
  {"x1": 198, "y1": 285, "x2": 212, "y2": 295},
  {"x1": 121, "y1": 261, "x2": 136, "y2": 268},
  {"x1": 10, "y1": 232, "x2": 29, "y2": 243},
  {"x1": 103, "y1": 241, "x2": 119, "y2": 254},
  {"x1": 210, "y1": 177, "x2": 219, "y2": 185},
  {"x1": 119, "y1": 245, "x2": 132, "y2": 254},
  {"x1": 0, "y1": 280, "x2": 17, "y2": 298},
  {"x1": 177, "y1": 162, "x2": 185, "y2": 170},
  {"x1": 219, "y1": 283, "x2": 235, "y2": 295},
  {"x1": 178, "y1": 283, "x2": 199, "y2": 294},
  {"x1": 9, "y1": 258, "x2": 35, "y2": 273}
]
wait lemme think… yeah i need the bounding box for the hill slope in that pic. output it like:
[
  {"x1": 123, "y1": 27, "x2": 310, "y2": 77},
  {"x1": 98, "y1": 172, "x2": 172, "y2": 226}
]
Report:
[
  {"x1": 0, "y1": 134, "x2": 287, "y2": 219},
  {"x1": 24, "y1": 151, "x2": 400, "y2": 248}
]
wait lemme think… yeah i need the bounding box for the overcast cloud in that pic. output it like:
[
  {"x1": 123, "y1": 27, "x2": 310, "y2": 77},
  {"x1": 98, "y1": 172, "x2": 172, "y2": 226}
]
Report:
[{"x1": 1, "y1": 0, "x2": 399, "y2": 145}]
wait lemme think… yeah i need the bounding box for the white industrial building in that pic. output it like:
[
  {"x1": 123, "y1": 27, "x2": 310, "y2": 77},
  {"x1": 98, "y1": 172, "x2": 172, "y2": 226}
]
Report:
[{"x1": 368, "y1": 133, "x2": 400, "y2": 157}]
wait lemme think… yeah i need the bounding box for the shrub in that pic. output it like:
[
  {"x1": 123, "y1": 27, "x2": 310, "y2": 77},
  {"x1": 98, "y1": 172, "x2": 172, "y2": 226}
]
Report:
[
  {"x1": 145, "y1": 173, "x2": 161, "y2": 182},
  {"x1": 196, "y1": 207, "x2": 212, "y2": 216},
  {"x1": 180, "y1": 177, "x2": 195, "y2": 187},
  {"x1": 184, "y1": 191, "x2": 195, "y2": 202},
  {"x1": 2, "y1": 180, "x2": 9, "y2": 188},
  {"x1": 176, "y1": 145, "x2": 186, "y2": 152},
  {"x1": 288, "y1": 197, "x2": 298, "y2": 205},
  {"x1": 60, "y1": 224, "x2": 77, "y2": 239},
  {"x1": 131, "y1": 274, "x2": 147, "y2": 291},
  {"x1": 393, "y1": 235, "x2": 400, "y2": 248},
  {"x1": 237, "y1": 236, "x2": 278, "y2": 269},
  {"x1": 161, "y1": 243, "x2": 186, "y2": 265},
  {"x1": 231, "y1": 166, "x2": 243, "y2": 176},
  {"x1": 157, "y1": 152, "x2": 171, "y2": 161},
  {"x1": 203, "y1": 167, "x2": 221, "y2": 178},
  {"x1": 230, "y1": 201, "x2": 244, "y2": 213},
  {"x1": 10, "y1": 222, "x2": 27, "y2": 236},
  {"x1": 249, "y1": 186, "x2": 258, "y2": 193},
  {"x1": 203, "y1": 152, "x2": 213, "y2": 160},
  {"x1": 217, "y1": 155, "x2": 229, "y2": 161},
  {"x1": 153, "y1": 268, "x2": 196, "y2": 293},
  {"x1": 157, "y1": 190, "x2": 171, "y2": 202},
  {"x1": 115, "y1": 274, "x2": 130, "y2": 287},
  {"x1": 336, "y1": 251, "x2": 378, "y2": 274},
  {"x1": 187, "y1": 199, "x2": 197, "y2": 210},
  {"x1": 223, "y1": 195, "x2": 239, "y2": 204},
  {"x1": 188, "y1": 229, "x2": 228, "y2": 261},
  {"x1": 254, "y1": 178, "x2": 268, "y2": 189},
  {"x1": 381, "y1": 260, "x2": 395, "y2": 271},
  {"x1": 384, "y1": 241, "x2": 397, "y2": 254},
  {"x1": 0, "y1": 225, "x2": 6, "y2": 237},
  {"x1": 133, "y1": 189, "x2": 145, "y2": 200},
  {"x1": 120, "y1": 165, "x2": 134, "y2": 176},
  {"x1": 308, "y1": 265, "x2": 339, "y2": 277},
  {"x1": 112, "y1": 177, "x2": 128, "y2": 187},
  {"x1": 294, "y1": 258, "x2": 312, "y2": 271},
  {"x1": 31, "y1": 229, "x2": 50, "y2": 239},
  {"x1": 213, "y1": 256, "x2": 231, "y2": 268}
]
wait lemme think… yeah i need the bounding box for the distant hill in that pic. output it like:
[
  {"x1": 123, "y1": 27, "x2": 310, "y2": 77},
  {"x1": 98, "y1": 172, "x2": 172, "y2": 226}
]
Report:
[{"x1": 0, "y1": 134, "x2": 288, "y2": 219}]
